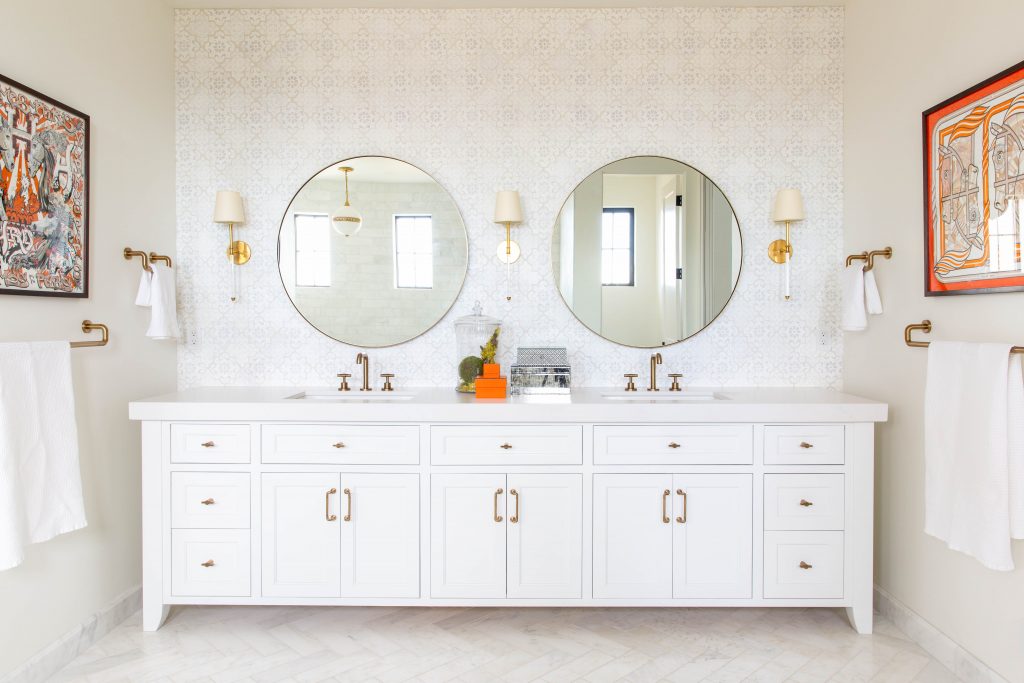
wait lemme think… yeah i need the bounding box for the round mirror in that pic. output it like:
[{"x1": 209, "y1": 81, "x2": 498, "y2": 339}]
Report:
[
  {"x1": 552, "y1": 156, "x2": 742, "y2": 348},
  {"x1": 278, "y1": 156, "x2": 468, "y2": 347}
]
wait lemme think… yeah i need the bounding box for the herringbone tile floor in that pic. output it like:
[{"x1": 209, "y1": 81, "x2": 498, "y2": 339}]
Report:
[{"x1": 48, "y1": 606, "x2": 960, "y2": 682}]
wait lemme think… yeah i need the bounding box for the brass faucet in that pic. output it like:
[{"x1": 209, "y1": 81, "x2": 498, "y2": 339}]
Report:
[
  {"x1": 648, "y1": 353, "x2": 662, "y2": 391},
  {"x1": 356, "y1": 353, "x2": 372, "y2": 391}
]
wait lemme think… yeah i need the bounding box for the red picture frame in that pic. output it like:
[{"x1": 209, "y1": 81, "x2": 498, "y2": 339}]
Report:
[{"x1": 923, "y1": 59, "x2": 1024, "y2": 296}]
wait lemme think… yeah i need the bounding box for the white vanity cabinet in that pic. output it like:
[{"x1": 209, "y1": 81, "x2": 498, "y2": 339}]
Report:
[{"x1": 131, "y1": 387, "x2": 886, "y2": 634}]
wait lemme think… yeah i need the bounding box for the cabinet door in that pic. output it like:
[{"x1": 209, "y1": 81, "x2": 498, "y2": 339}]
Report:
[
  {"x1": 261, "y1": 473, "x2": 340, "y2": 597},
  {"x1": 339, "y1": 473, "x2": 420, "y2": 598},
  {"x1": 593, "y1": 474, "x2": 673, "y2": 599},
  {"x1": 507, "y1": 474, "x2": 582, "y2": 599},
  {"x1": 672, "y1": 473, "x2": 752, "y2": 598},
  {"x1": 430, "y1": 473, "x2": 507, "y2": 598}
]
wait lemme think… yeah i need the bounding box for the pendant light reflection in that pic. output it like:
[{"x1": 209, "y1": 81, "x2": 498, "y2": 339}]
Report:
[{"x1": 331, "y1": 166, "x2": 363, "y2": 237}]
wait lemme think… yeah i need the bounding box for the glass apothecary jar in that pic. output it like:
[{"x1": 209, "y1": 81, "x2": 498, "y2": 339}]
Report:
[{"x1": 454, "y1": 302, "x2": 501, "y2": 393}]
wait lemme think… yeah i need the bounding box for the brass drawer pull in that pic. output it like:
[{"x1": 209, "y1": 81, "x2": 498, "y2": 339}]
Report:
[
  {"x1": 799, "y1": 442, "x2": 814, "y2": 449},
  {"x1": 662, "y1": 489, "x2": 671, "y2": 524},
  {"x1": 332, "y1": 442, "x2": 346, "y2": 449},
  {"x1": 200, "y1": 498, "x2": 215, "y2": 506},
  {"x1": 510, "y1": 489, "x2": 519, "y2": 523},
  {"x1": 201, "y1": 441, "x2": 215, "y2": 448},
  {"x1": 201, "y1": 559, "x2": 215, "y2": 568},
  {"x1": 799, "y1": 499, "x2": 813, "y2": 507},
  {"x1": 676, "y1": 489, "x2": 687, "y2": 523},
  {"x1": 668, "y1": 442, "x2": 681, "y2": 449},
  {"x1": 500, "y1": 443, "x2": 513, "y2": 450},
  {"x1": 799, "y1": 561, "x2": 813, "y2": 569},
  {"x1": 325, "y1": 487, "x2": 338, "y2": 521},
  {"x1": 494, "y1": 488, "x2": 504, "y2": 522},
  {"x1": 343, "y1": 488, "x2": 352, "y2": 522}
]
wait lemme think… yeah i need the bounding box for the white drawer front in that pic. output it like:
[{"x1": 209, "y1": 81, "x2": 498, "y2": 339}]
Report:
[
  {"x1": 171, "y1": 472, "x2": 250, "y2": 529},
  {"x1": 431, "y1": 425, "x2": 582, "y2": 465},
  {"x1": 594, "y1": 425, "x2": 753, "y2": 465},
  {"x1": 763, "y1": 531, "x2": 843, "y2": 599},
  {"x1": 171, "y1": 424, "x2": 251, "y2": 464},
  {"x1": 764, "y1": 474, "x2": 844, "y2": 531},
  {"x1": 262, "y1": 425, "x2": 419, "y2": 465},
  {"x1": 764, "y1": 425, "x2": 844, "y2": 465},
  {"x1": 171, "y1": 529, "x2": 251, "y2": 597}
]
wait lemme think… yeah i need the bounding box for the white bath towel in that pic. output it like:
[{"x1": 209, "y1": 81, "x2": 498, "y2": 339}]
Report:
[
  {"x1": 1008, "y1": 355, "x2": 1024, "y2": 538},
  {"x1": 840, "y1": 264, "x2": 867, "y2": 331},
  {"x1": 146, "y1": 263, "x2": 180, "y2": 340},
  {"x1": 924, "y1": 341, "x2": 1023, "y2": 570},
  {"x1": 134, "y1": 269, "x2": 152, "y2": 307},
  {"x1": 864, "y1": 269, "x2": 883, "y2": 315},
  {"x1": 0, "y1": 342, "x2": 87, "y2": 571}
]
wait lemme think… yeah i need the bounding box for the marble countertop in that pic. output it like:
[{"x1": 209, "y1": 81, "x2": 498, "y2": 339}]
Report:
[{"x1": 129, "y1": 387, "x2": 888, "y2": 423}]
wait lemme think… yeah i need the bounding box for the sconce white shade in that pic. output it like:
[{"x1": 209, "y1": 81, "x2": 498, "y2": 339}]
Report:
[
  {"x1": 213, "y1": 190, "x2": 245, "y2": 224},
  {"x1": 772, "y1": 189, "x2": 805, "y2": 222},
  {"x1": 494, "y1": 191, "x2": 523, "y2": 224}
]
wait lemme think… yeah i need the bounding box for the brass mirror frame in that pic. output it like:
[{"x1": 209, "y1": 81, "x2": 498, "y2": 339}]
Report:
[
  {"x1": 276, "y1": 155, "x2": 469, "y2": 348},
  {"x1": 551, "y1": 155, "x2": 744, "y2": 349}
]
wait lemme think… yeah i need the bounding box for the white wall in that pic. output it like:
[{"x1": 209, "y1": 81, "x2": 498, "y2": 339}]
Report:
[
  {"x1": 845, "y1": 1, "x2": 1024, "y2": 680},
  {"x1": 0, "y1": 0, "x2": 175, "y2": 677}
]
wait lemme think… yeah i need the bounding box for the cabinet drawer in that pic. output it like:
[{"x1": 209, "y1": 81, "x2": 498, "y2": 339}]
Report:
[
  {"x1": 763, "y1": 531, "x2": 843, "y2": 599},
  {"x1": 171, "y1": 529, "x2": 251, "y2": 597},
  {"x1": 594, "y1": 425, "x2": 753, "y2": 465},
  {"x1": 431, "y1": 425, "x2": 582, "y2": 465},
  {"x1": 764, "y1": 474, "x2": 844, "y2": 531},
  {"x1": 171, "y1": 424, "x2": 251, "y2": 464},
  {"x1": 764, "y1": 425, "x2": 844, "y2": 465},
  {"x1": 262, "y1": 425, "x2": 418, "y2": 464},
  {"x1": 171, "y1": 472, "x2": 250, "y2": 529}
]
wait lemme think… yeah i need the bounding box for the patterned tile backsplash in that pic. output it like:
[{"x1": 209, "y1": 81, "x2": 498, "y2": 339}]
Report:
[{"x1": 175, "y1": 7, "x2": 844, "y2": 390}]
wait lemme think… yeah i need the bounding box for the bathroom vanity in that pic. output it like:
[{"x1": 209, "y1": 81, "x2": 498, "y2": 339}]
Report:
[{"x1": 129, "y1": 387, "x2": 886, "y2": 633}]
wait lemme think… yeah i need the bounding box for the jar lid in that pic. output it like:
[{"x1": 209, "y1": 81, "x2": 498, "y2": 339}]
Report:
[{"x1": 454, "y1": 301, "x2": 501, "y2": 330}]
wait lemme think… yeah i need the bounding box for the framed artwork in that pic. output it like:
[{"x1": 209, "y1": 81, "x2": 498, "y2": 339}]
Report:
[
  {"x1": 0, "y1": 74, "x2": 89, "y2": 297},
  {"x1": 923, "y1": 59, "x2": 1024, "y2": 296}
]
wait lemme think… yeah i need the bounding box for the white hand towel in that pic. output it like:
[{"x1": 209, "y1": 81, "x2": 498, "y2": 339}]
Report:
[
  {"x1": 864, "y1": 269, "x2": 883, "y2": 315},
  {"x1": 840, "y1": 265, "x2": 867, "y2": 331},
  {"x1": 924, "y1": 341, "x2": 1015, "y2": 570},
  {"x1": 1008, "y1": 354, "x2": 1024, "y2": 538},
  {"x1": 0, "y1": 342, "x2": 87, "y2": 571},
  {"x1": 146, "y1": 262, "x2": 180, "y2": 340},
  {"x1": 135, "y1": 269, "x2": 152, "y2": 307}
]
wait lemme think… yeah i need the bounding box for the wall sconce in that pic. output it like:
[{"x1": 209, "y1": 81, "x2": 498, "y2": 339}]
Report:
[
  {"x1": 768, "y1": 188, "x2": 804, "y2": 300},
  {"x1": 213, "y1": 190, "x2": 248, "y2": 302},
  {"x1": 494, "y1": 190, "x2": 522, "y2": 301}
]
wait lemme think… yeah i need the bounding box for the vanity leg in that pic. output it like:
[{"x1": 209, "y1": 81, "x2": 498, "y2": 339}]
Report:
[
  {"x1": 141, "y1": 421, "x2": 167, "y2": 631},
  {"x1": 142, "y1": 601, "x2": 169, "y2": 632},
  {"x1": 847, "y1": 422, "x2": 875, "y2": 635},
  {"x1": 846, "y1": 604, "x2": 873, "y2": 635}
]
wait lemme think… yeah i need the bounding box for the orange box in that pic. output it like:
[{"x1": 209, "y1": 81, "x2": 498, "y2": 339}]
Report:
[
  {"x1": 482, "y1": 363, "x2": 501, "y2": 378},
  {"x1": 475, "y1": 375, "x2": 507, "y2": 399}
]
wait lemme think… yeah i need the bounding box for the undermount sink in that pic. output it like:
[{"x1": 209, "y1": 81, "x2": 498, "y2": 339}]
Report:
[
  {"x1": 287, "y1": 391, "x2": 415, "y2": 402},
  {"x1": 602, "y1": 391, "x2": 727, "y2": 402}
]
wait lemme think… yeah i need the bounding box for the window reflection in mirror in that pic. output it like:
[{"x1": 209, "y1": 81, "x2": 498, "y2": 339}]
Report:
[{"x1": 552, "y1": 157, "x2": 742, "y2": 348}]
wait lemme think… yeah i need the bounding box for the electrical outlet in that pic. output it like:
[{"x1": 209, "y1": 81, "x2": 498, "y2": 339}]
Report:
[{"x1": 188, "y1": 328, "x2": 200, "y2": 347}]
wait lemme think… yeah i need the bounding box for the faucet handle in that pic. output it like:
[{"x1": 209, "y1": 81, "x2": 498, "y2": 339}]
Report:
[
  {"x1": 380, "y1": 373, "x2": 395, "y2": 392},
  {"x1": 336, "y1": 373, "x2": 351, "y2": 392},
  {"x1": 623, "y1": 373, "x2": 638, "y2": 392},
  {"x1": 668, "y1": 373, "x2": 683, "y2": 392}
]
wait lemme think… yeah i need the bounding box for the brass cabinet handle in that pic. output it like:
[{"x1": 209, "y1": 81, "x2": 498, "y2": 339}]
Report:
[
  {"x1": 200, "y1": 498, "x2": 215, "y2": 506},
  {"x1": 509, "y1": 489, "x2": 519, "y2": 524},
  {"x1": 500, "y1": 443, "x2": 513, "y2": 450},
  {"x1": 799, "y1": 442, "x2": 814, "y2": 449},
  {"x1": 332, "y1": 442, "x2": 346, "y2": 449},
  {"x1": 325, "y1": 487, "x2": 337, "y2": 521},
  {"x1": 661, "y1": 489, "x2": 671, "y2": 524},
  {"x1": 494, "y1": 488, "x2": 504, "y2": 522},
  {"x1": 343, "y1": 488, "x2": 352, "y2": 521},
  {"x1": 799, "y1": 499, "x2": 814, "y2": 507},
  {"x1": 201, "y1": 559, "x2": 215, "y2": 568},
  {"x1": 799, "y1": 561, "x2": 813, "y2": 569},
  {"x1": 676, "y1": 489, "x2": 687, "y2": 523},
  {"x1": 668, "y1": 442, "x2": 681, "y2": 449},
  {"x1": 201, "y1": 441, "x2": 215, "y2": 448}
]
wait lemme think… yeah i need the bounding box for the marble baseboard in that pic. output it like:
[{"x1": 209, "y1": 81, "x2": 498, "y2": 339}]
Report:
[
  {"x1": 874, "y1": 585, "x2": 1009, "y2": 683},
  {"x1": 2, "y1": 586, "x2": 140, "y2": 683}
]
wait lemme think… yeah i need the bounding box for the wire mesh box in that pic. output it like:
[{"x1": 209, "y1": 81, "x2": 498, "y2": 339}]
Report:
[{"x1": 510, "y1": 347, "x2": 571, "y2": 395}]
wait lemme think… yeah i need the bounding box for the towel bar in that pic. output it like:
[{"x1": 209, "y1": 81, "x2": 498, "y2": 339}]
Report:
[
  {"x1": 124, "y1": 247, "x2": 151, "y2": 272},
  {"x1": 904, "y1": 319, "x2": 1024, "y2": 354},
  {"x1": 149, "y1": 252, "x2": 173, "y2": 267},
  {"x1": 846, "y1": 247, "x2": 893, "y2": 271},
  {"x1": 70, "y1": 320, "x2": 109, "y2": 348}
]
